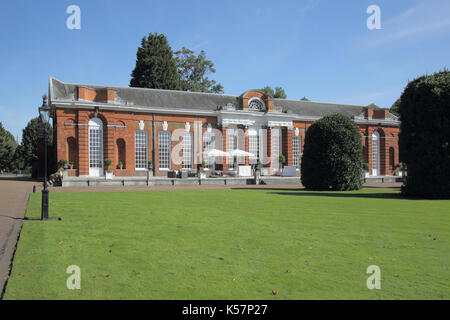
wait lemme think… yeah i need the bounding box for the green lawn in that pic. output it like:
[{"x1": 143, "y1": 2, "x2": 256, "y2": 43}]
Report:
[{"x1": 4, "y1": 188, "x2": 450, "y2": 300}]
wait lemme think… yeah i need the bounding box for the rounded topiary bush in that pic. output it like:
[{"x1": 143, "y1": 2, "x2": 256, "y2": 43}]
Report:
[
  {"x1": 399, "y1": 70, "x2": 450, "y2": 199},
  {"x1": 301, "y1": 114, "x2": 363, "y2": 190}
]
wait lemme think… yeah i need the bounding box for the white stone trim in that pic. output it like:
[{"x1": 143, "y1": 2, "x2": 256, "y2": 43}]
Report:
[{"x1": 267, "y1": 120, "x2": 293, "y2": 128}]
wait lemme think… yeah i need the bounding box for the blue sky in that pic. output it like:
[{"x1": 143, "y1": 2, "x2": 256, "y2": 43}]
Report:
[{"x1": 0, "y1": 0, "x2": 449, "y2": 141}]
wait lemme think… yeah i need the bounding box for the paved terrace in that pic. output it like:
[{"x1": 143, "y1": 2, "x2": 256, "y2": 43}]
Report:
[{"x1": 0, "y1": 176, "x2": 35, "y2": 298}]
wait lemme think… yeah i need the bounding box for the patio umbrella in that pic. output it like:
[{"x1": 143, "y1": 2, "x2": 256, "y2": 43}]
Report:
[
  {"x1": 201, "y1": 149, "x2": 230, "y2": 175},
  {"x1": 229, "y1": 149, "x2": 255, "y2": 157},
  {"x1": 202, "y1": 149, "x2": 230, "y2": 157}
]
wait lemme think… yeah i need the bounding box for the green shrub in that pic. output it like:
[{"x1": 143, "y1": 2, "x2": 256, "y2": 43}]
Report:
[
  {"x1": 399, "y1": 70, "x2": 450, "y2": 199},
  {"x1": 279, "y1": 154, "x2": 286, "y2": 167},
  {"x1": 363, "y1": 162, "x2": 370, "y2": 172},
  {"x1": 301, "y1": 114, "x2": 363, "y2": 190}
]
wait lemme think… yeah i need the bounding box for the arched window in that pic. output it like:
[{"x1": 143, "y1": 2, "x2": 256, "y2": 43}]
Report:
[
  {"x1": 89, "y1": 117, "x2": 103, "y2": 176},
  {"x1": 67, "y1": 137, "x2": 77, "y2": 169},
  {"x1": 117, "y1": 139, "x2": 126, "y2": 169},
  {"x1": 248, "y1": 97, "x2": 266, "y2": 111},
  {"x1": 372, "y1": 131, "x2": 380, "y2": 176}
]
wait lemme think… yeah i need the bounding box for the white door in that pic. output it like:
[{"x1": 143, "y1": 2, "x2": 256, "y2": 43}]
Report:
[
  {"x1": 372, "y1": 131, "x2": 380, "y2": 176},
  {"x1": 89, "y1": 118, "x2": 103, "y2": 177}
]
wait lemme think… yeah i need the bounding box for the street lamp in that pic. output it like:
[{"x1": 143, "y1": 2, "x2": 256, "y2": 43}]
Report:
[{"x1": 39, "y1": 95, "x2": 50, "y2": 221}]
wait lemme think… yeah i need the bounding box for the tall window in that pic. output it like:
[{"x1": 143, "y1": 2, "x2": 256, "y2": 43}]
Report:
[
  {"x1": 372, "y1": 131, "x2": 380, "y2": 176},
  {"x1": 67, "y1": 137, "x2": 78, "y2": 169},
  {"x1": 88, "y1": 117, "x2": 103, "y2": 176},
  {"x1": 389, "y1": 147, "x2": 395, "y2": 171},
  {"x1": 116, "y1": 139, "x2": 126, "y2": 169},
  {"x1": 158, "y1": 131, "x2": 171, "y2": 170},
  {"x1": 203, "y1": 132, "x2": 215, "y2": 170},
  {"x1": 135, "y1": 130, "x2": 148, "y2": 169},
  {"x1": 248, "y1": 128, "x2": 259, "y2": 164},
  {"x1": 292, "y1": 136, "x2": 302, "y2": 169},
  {"x1": 227, "y1": 128, "x2": 237, "y2": 168},
  {"x1": 182, "y1": 132, "x2": 193, "y2": 170},
  {"x1": 271, "y1": 128, "x2": 281, "y2": 170}
]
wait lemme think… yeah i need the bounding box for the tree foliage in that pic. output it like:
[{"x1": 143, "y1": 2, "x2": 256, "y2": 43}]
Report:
[
  {"x1": 301, "y1": 114, "x2": 363, "y2": 190},
  {"x1": 260, "y1": 86, "x2": 287, "y2": 99},
  {"x1": 15, "y1": 117, "x2": 52, "y2": 170},
  {"x1": 0, "y1": 122, "x2": 17, "y2": 170},
  {"x1": 399, "y1": 70, "x2": 450, "y2": 199},
  {"x1": 130, "y1": 33, "x2": 181, "y2": 90},
  {"x1": 390, "y1": 98, "x2": 401, "y2": 117},
  {"x1": 300, "y1": 96, "x2": 310, "y2": 101},
  {"x1": 175, "y1": 47, "x2": 224, "y2": 94}
]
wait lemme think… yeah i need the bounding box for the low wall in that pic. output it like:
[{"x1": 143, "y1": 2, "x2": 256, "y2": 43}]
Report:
[{"x1": 61, "y1": 176, "x2": 301, "y2": 187}]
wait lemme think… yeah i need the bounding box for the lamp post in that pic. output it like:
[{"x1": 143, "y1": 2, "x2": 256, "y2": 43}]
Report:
[{"x1": 39, "y1": 95, "x2": 50, "y2": 221}]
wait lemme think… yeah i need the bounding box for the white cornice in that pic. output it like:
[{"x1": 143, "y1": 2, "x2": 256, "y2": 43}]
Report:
[{"x1": 51, "y1": 100, "x2": 400, "y2": 126}]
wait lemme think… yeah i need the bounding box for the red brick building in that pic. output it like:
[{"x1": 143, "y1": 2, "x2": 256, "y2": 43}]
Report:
[{"x1": 48, "y1": 77, "x2": 400, "y2": 178}]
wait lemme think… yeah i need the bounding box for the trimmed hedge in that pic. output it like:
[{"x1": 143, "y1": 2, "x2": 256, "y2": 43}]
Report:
[
  {"x1": 301, "y1": 114, "x2": 363, "y2": 190},
  {"x1": 399, "y1": 70, "x2": 450, "y2": 199}
]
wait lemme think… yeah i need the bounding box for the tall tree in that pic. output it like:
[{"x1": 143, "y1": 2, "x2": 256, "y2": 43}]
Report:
[
  {"x1": 175, "y1": 47, "x2": 224, "y2": 94},
  {"x1": 0, "y1": 122, "x2": 18, "y2": 170},
  {"x1": 300, "y1": 96, "x2": 310, "y2": 101},
  {"x1": 130, "y1": 33, "x2": 181, "y2": 90},
  {"x1": 260, "y1": 86, "x2": 287, "y2": 99},
  {"x1": 390, "y1": 98, "x2": 400, "y2": 117},
  {"x1": 399, "y1": 70, "x2": 449, "y2": 199},
  {"x1": 15, "y1": 117, "x2": 52, "y2": 170}
]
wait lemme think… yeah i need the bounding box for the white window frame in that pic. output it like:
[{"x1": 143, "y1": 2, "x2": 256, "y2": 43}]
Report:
[
  {"x1": 158, "y1": 131, "x2": 171, "y2": 170},
  {"x1": 248, "y1": 128, "x2": 260, "y2": 164},
  {"x1": 292, "y1": 136, "x2": 302, "y2": 170},
  {"x1": 226, "y1": 128, "x2": 237, "y2": 168},
  {"x1": 88, "y1": 117, "x2": 103, "y2": 176},
  {"x1": 372, "y1": 131, "x2": 380, "y2": 176},
  {"x1": 135, "y1": 130, "x2": 148, "y2": 170},
  {"x1": 182, "y1": 131, "x2": 193, "y2": 170},
  {"x1": 271, "y1": 128, "x2": 281, "y2": 170}
]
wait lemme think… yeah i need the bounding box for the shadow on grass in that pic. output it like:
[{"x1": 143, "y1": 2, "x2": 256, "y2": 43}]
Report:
[
  {"x1": 230, "y1": 187, "x2": 428, "y2": 200},
  {"x1": 269, "y1": 191, "x2": 403, "y2": 200},
  {"x1": 0, "y1": 176, "x2": 35, "y2": 182},
  {"x1": 0, "y1": 214, "x2": 43, "y2": 221}
]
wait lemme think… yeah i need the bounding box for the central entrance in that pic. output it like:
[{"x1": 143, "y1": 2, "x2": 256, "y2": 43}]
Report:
[{"x1": 89, "y1": 117, "x2": 103, "y2": 177}]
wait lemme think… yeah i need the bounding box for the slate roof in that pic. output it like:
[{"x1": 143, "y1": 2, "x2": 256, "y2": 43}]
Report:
[{"x1": 49, "y1": 77, "x2": 396, "y2": 120}]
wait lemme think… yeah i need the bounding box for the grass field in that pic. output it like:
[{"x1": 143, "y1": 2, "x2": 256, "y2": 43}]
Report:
[{"x1": 3, "y1": 188, "x2": 450, "y2": 299}]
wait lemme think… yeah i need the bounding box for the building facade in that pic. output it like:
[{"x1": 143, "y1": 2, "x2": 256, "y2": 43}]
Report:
[{"x1": 49, "y1": 77, "x2": 400, "y2": 178}]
